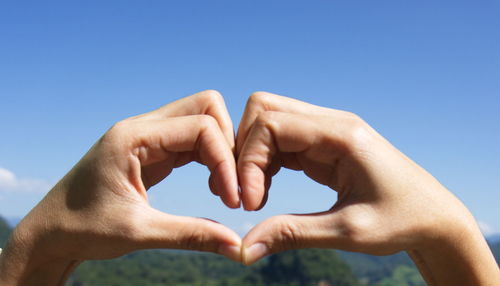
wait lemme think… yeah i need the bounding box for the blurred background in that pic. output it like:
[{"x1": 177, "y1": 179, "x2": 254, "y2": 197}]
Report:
[{"x1": 1, "y1": 1, "x2": 499, "y2": 285}]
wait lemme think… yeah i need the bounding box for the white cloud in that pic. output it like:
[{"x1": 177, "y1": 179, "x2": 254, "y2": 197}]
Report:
[
  {"x1": 0, "y1": 167, "x2": 52, "y2": 193},
  {"x1": 0, "y1": 168, "x2": 17, "y2": 188},
  {"x1": 478, "y1": 220, "x2": 496, "y2": 236}
]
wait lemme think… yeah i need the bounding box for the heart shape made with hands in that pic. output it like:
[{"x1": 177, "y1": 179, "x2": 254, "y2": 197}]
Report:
[
  {"x1": 213, "y1": 91, "x2": 349, "y2": 264},
  {"x1": 6, "y1": 90, "x2": 496, "y2": 286},
  {"x1": 100, "y1": 89, "x2": 399, "y2": 265},
  {"x1": 137, "y1": 90, "x2": 371, "y2": 265}
]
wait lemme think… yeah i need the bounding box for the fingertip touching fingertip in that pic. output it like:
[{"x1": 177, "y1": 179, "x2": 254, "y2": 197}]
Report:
[
  {"x1": 217, "y1": 243, "x2": 242, "y2": 263},
  {"x1": 242, "y1": 242, "x2": 269, "y2": 266}
]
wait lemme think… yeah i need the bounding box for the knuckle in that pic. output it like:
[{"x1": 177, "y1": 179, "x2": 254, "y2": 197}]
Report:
[
  {"x1": 343, "y1": 114, "x2": 372, "y2": 152},
  {"x1": 197, "y1": 114, "x2": 219, "y2": 130},
  {"x1": 198, "y1": 89, "x2": 223, "y2": 104},
  {"x1": 248, "y1": 91, "x2": 272, "y2": 109},
  {"x1": 100, "y1": 120, "x2": 132, "y2": 146},
  {"x1": 341, "y1": 110, "x2": 360, "y2": 120},
  {"x1": 183, "y1": 229, "x2": 211, "y2": 252},
  {"x1": 254, "y1": 111, "x2": 277, "y2": 129},
  {"x1": 106, "y1": 120, "x2": 130, "y2": 138},
  {"x1": 272, "y1": 217, "x2": 302, "y2": 251}
]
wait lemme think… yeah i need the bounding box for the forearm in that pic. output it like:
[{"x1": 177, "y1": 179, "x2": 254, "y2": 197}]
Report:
[
  {"x1": 0, "y1": 253, "x2": 78, "y2": 286},
  {"x1": 408, "y1": 219, "x2": 500, "y2": 286},
  {"x1": 0, "y1": 196, "x2": 79, "y2": 286},
  {"x1": 0, "y1": 227, "x2": 79, "y2": 286}
]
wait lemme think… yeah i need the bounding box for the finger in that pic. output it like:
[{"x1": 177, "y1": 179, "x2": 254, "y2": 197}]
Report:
[
  {"x1": 253, "y1": 156, "x2": 281, "y2": 211},
  {"x1": 238, "y1": 109, "x2": 365, "y2": 210},
  {"x1": 237, "y1": 112, "x2": 323, "y2": 210},
  {"x1": 236, "y1": 92, "x2": 335, "y2": 155},
  {"x1": 110, "y1": 115, "x2": 239, "y2": 208},
  {"x1": 142, "y1": 90, "x2": 235, "y2": 150},
  {"x1": 241, "y1": 212, "x2": 348, "y2": 265},
  {"x1": 208, "y1": 173, "x2": 219, "y2": 196},
  {"x1": 137, "y1": 208, "x2": 242, "y2": 262}
]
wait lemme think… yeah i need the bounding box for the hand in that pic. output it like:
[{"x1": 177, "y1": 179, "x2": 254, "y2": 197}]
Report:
[
  {"x1": 237, "y1": 92, "x2": 500, "y2": 285},
  {"x1": 0, "y1": 90, "x2": 242, "y2": 286}
]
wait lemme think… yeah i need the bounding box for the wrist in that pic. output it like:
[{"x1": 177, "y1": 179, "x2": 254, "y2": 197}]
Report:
[
  {"x1": 409, "y1": 210, "x2": 500, "y2": 285},
  {"x1": 0, "y1": 203, "x2": 78, "y2": 285},
  {"x1": 0, "y1": 227, "x2": 79, "y2": 286},
  {"x1": 0, "y1": 251, "x2": 79, "y2": 286}
]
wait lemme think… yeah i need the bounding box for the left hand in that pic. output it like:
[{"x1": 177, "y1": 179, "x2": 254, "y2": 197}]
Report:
[{"x1": 0, "y1": 90, "x2": 242, "y2": 286}]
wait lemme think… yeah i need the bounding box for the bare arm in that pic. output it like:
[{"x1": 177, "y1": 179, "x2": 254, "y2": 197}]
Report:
[
  {"x1": 0, "y1": 90, "x2": 242, "y2": 286},
  {"x1": 237, "y1": 92, "x2": 500, "y2": 285}
]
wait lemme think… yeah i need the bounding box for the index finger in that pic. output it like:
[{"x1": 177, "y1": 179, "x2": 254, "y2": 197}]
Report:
[
  {"x1": 138, "y1": 90, "x2": 235, "y2": 151},
  {"x1": 110, "y1": 115, "x2": 240, "y2": 208},
  {"x1": 236, "y1": 92, "x2": 334, "y2": 155}
]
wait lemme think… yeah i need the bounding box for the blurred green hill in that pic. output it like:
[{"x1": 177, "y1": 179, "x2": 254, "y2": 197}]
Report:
[
  {"x1": 1, "y1": 214, "x2": 499, "y2": 286},
  {"x1": 0, "y1": 216, "x2": 11, "y2": 247}
]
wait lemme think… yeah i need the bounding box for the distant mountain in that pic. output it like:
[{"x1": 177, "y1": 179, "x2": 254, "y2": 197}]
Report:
[
  {"x1": 487, "y1": 234, "x2": 500, "y2": 243},
  {"x1": 5, "y1": 217, "x2": 22, "y2": 228},
  {"x1": 69, "y1": 249, "x2": 360, "y2": 286},
  {"x1": 376, "y1": 265, "x2": 425, "y2": 286},
  {"x1": 0, "y1": 216, "x2": 12, "y2": 247},
  {"x1": 69, "y1": 250, "x2": 251, "y2": 286},
  {"x1": 254, "y1": 249, "x2": 360, "y2": 286},
  {"x1": 490, "y1": 241, "x2": 500, "y2": 266}
]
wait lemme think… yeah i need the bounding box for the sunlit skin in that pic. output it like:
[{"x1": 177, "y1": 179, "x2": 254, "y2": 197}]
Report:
[
  {"x1": 236, "y1": 92, "x2": 500, "y2": 285},
  {"x1": 0, "y1": 91, "x2": 498, "y2": 286},
  {"x1": 0, "y1": 91, "x2": 242, "y2": 286}
]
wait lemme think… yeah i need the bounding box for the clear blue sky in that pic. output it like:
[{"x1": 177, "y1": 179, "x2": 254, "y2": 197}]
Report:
[{"x1": 1, "y1": 0, "x2": 499, "y2": 236}]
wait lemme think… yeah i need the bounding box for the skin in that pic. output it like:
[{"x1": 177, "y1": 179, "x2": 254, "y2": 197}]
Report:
[
  {"x1": 0, "y1": 90, "x2": 499, "y2": 285},
  {"x1": 237, "y1": 92, "x2": 500, "y2": 285},
  {"x1": 0, "y1": 90, "x2": 242, "y2": 286}
]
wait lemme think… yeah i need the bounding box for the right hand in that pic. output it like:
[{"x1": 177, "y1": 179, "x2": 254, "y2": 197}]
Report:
[{"x1": 237, "y1": 92, "x2": 499, "y2": 285}]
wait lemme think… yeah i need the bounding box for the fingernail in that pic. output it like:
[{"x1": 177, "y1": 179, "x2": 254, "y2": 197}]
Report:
[
  {"x1": 218, "y1": 244, "x2": 242, "y2": 262},
  {"x1": 243, "y1": 243, "x2": 268, "y2": 265}
]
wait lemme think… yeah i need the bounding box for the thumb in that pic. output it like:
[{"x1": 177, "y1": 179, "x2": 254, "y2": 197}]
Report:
[
  {"x1": 136, "y1": 208, "x2": 242, "y2": 262},
  {"x1": 241, "y1": 212, "x2": 348, "y2": 265}
]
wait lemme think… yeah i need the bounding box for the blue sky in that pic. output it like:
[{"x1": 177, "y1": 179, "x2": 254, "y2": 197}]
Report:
[{"x1": 0, "y1": 0, "x2": 499, "y2": 236}]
